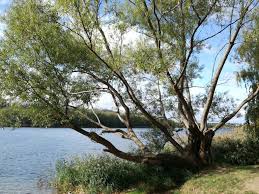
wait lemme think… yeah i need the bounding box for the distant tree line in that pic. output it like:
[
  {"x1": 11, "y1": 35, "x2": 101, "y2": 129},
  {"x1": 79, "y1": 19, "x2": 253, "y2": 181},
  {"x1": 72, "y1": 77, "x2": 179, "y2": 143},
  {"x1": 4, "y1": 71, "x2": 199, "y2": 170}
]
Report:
[
  {"x1": 0, "y1": 102, "x2": 152, "y2": 128},
  {"x1": 69, "y1": 109, "x2": 152, "y2": 128}
]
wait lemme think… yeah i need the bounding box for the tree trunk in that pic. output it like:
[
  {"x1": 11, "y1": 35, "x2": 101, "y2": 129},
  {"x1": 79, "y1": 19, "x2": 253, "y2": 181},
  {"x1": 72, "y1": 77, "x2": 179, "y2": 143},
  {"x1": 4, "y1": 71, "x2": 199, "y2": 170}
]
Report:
[
  {"x1": 186, "y1": 130, "x2": 215, "y2": 166},
  {"x1": 199, "y1": 130, "x2": 215, "y2": 165},
  {"x1": 141, "y1": 130, "x2": 215, "y2": 168}
]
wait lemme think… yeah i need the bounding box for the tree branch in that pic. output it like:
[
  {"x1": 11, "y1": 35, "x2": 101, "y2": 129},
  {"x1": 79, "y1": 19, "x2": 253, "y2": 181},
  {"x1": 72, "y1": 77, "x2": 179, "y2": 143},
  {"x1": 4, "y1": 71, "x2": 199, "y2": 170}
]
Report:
[
  {"x1": 212, "y1": 85, "x2": 259, "y2": 131},
  {"x1": 70, "y1": 123, "x2": 143, "y2": 162},
  {"x1": 176, "y1": 0, "x2": 219, "y2": 86},
  {"x1": 167, "y1": 71, "x2": 201, "y2": 136},
  {"x1": 108, "y1": 88, "x2": 147, "y2": 151},
  {"x1": 60, "y1": 4, "x2": 184, "y2": 153},
  {"x1": 196, "y1": 18, "x2": 240, "y2": 45},
  {"x1": 200, "y1": 4, "x2": 251, "y2": 131}
]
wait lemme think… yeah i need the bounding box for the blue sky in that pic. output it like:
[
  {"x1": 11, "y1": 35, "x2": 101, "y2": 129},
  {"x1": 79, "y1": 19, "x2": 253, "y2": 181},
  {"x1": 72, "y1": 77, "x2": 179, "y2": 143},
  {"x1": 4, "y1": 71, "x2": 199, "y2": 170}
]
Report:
[
  {"x1": 0, "y1": 0, "x2": 10, "y2": 12},
  {"x1": 0, "y1": 0, "x2": 249, "y2": 123}
]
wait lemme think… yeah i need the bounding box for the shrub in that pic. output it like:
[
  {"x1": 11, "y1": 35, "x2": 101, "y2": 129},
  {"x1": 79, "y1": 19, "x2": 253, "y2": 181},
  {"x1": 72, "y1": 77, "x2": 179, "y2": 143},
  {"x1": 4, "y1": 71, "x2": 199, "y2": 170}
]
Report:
[
  {"x1": 54, "y1": 155, "x2": 193, "y2": 193},
  {"x1": 141, "y1": 127, "x2": 179, "y2": 153},
  {"x1": 213, "y1": 136, "x2": 259, "y2": 165}
]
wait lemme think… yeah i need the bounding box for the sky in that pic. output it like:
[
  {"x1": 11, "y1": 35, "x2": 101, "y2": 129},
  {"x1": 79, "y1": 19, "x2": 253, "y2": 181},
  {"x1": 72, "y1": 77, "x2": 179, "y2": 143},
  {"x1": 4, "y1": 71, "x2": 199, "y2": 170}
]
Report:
[
  {"x1": 0, "y1": 0, "x2": 9, "y2": 38},
  {"x1": 0, "y1": 0, "x2": 250, "y2": 123},
  {"x1": 0, "y1": 0, "x2": 9, "y2": 12}
]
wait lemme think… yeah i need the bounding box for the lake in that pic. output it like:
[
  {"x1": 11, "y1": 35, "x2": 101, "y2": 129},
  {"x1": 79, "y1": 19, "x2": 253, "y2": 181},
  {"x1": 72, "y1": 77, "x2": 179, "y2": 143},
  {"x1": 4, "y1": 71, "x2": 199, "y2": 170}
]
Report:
[
  {"x1": 0, "y1": 128, "x2": 145, "y2": 194},
  {"x1": 0, "y1": 127, "x2": 232, "y2": 194}
]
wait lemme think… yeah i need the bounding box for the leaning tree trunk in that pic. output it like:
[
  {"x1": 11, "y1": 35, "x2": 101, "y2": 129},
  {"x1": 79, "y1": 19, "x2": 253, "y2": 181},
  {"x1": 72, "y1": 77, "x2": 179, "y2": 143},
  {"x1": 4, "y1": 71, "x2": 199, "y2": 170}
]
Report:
[
  {"x1": 186, "y1": 130, "x2": 215, "y2": 166},
  {"x1": 141, "y1": 130, "x2": 216, "y2": 168}
]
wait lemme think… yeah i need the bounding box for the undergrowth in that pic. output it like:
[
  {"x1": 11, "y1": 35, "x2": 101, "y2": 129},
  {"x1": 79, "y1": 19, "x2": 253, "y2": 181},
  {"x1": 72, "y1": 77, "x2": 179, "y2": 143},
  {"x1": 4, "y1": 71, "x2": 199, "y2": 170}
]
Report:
[{"x1": 54, "y1": 155, "x2": 193, "y2": 194}]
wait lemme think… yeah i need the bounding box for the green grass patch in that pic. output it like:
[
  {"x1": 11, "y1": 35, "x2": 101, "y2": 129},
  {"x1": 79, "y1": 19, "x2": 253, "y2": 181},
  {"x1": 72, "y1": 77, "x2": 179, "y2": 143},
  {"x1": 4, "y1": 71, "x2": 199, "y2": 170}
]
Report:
[{"x1": 175, "y1": 165, "x2": 259, "y2": 194}]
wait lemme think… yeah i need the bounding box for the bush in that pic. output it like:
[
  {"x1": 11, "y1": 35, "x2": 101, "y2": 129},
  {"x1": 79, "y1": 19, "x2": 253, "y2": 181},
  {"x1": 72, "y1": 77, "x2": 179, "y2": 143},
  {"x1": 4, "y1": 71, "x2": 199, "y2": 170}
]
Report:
[
  {"x1": 54, "y1": 155, "x2": 193, "y2": 193},
  {"x1": 213, "y1": 136, "x2": 259, "y2": 165},
  {"x1": 141, "y1": 127, "x2": 179, "y2": 153}
]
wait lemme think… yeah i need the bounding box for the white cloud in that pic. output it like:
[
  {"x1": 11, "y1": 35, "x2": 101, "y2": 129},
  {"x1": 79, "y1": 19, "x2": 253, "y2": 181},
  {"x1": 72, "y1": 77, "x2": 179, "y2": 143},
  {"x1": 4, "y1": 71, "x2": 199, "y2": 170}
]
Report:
[
  {"x1": 101, "y1": 24, "x2": 142, "y2": 51},
  {"x1": 0, "y1": 23, "x2": 6, "y2": 38},
  {"x1": 94, "y1": 93, "x2": 115, "y2": 110},
  {"x1": 201, "y1": 43, "x2": 218, "y2": 55}
]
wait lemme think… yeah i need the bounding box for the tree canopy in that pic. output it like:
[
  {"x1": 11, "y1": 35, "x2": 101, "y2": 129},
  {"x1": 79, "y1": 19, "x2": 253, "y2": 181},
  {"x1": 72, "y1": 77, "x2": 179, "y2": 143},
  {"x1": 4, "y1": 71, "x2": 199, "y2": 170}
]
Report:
[
  {"x1": 0, "y1": 0, "x2": 258, "y2": 166},
  {"x1": 238, "y1": 7, "x2": 259, "y2": 134}
]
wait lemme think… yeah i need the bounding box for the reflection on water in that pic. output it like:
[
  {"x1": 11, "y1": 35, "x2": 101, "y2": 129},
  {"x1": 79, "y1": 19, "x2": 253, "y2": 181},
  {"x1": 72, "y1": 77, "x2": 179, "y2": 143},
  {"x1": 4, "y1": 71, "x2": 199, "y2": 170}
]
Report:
[{"x1": 0, "y1": 128, "x2": 142, "y2": 194}]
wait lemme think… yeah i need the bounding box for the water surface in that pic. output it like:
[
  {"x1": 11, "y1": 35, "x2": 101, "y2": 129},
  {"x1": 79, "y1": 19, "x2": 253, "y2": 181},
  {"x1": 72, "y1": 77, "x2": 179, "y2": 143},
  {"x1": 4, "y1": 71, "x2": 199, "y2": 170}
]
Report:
[{"x1": 0, "y1": 128, "x2": 138, "y2": 194}]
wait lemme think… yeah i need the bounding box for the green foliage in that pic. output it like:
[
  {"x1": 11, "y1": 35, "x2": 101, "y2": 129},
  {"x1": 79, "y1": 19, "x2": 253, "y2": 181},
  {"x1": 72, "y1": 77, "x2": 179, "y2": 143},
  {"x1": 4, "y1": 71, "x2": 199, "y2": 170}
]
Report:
[
  {"x1": 238, "y1": 8, "x2": 259, "y2": 70},
  {"x1": 141, "y1": 128, "x2": 168, "y2": 152},
  {"x1": 0, "y1": 0, "x2": 98, "y2": 126},
  {"x1": 213, "y1": 136, "x2": 259, "y2": 165},
  {"x1": 55, "y1": 155, "x2": 193, "y2": 193},
  {"x1": 118, "y1": 0, "x2": 216, "y2": 74},
  {"x1": 0, "y1": 0, "x2": 248, "y2": 129},
  {"x1": 238, "y1": 7, "x2": 259, "y2": 135},
  {"x1": 141, "y1": 126, "x2": 178, "y2": 153},
  {"x1": 0, "y1": 104, "x2": 24, "y2": 127}
]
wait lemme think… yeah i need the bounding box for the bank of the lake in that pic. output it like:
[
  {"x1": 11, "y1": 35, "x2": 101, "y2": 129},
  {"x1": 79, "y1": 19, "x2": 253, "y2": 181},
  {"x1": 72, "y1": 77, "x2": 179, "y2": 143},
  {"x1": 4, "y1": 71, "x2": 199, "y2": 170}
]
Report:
[{"x1": 54, "y1": 127, "x2": 259, "y2": 193}]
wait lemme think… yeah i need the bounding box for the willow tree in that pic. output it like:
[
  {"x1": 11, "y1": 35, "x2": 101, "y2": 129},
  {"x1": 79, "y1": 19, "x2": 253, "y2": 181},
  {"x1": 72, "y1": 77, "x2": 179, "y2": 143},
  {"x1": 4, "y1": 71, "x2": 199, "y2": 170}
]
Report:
[
  {"x1": 238, "y1": 9, "x2": 259, "y2": 135},
  {"x1": 0, "y1": 0, "x2": 258, "y2": 166}
]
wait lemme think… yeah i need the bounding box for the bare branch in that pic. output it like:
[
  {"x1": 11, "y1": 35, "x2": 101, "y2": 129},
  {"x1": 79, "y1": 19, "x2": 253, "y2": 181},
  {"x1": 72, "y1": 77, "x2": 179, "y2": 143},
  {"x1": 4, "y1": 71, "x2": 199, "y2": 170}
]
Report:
[
  {"x1": 191, "y1": 0, "x2": 201, "y2": 20},
  {"x1": 210, "y1": 42, "x2": 229, "y2": 82},
  {"x1": 176, "y1": 0, "x2": 219, "y2": 86},
  {"x1": 96, "y1": 17, "x2": 114, "y2": 59},
  {"x1": 196, "y1": 18, "x2": 241, "y2": 45},
  {"x1": 141, "y1": 1, "x2": 199, "y2": 137},
  {"x1": 70, "y1": 123, "x2": 143, "y2": 162},
  {"x1": 157, "y1": 80, "x2": 167, "y2": 120},
  {"x1": 200, "y1": 4, "x2": 251, "y2": 131},
  {"x1": 142, "y1": 0, "x2": 161, "y2": 51},
  {"x1": 101, "y1": 129, "x2": 129, "y2": 139},
  {"x1": 70, "y1": 105, "x2": 130, "y2": 139},
  {"x1": 68, "y1": 88, "x2": 107, "y2": 95},
  {"x1": 127, "y1": 0, "x2": 136, "y2": 6},
  {"x1": 89, "y1": 102, "x2": 101, "y2": 124},
  {"x1": 87, "y1": 73, "x2": 147, "y2": 151},
  {"x1": 167, "y1": 72, "x2": 201, "y2": 136},
  {"x1": 153, "y1": 0, "x2": 161, "y2": 48},
  {"x1": 213, "y1": 85, "x2": 259, "y2": 131},
  {"x1": 74, "y1": 2, "x2": 93, "y2": 48},
  {"x1": 119, "y1": 73, "x2": 184, "y2": 153},
  {"x1": 229, "y1": 0, "x2": 236, "y2": 40}
]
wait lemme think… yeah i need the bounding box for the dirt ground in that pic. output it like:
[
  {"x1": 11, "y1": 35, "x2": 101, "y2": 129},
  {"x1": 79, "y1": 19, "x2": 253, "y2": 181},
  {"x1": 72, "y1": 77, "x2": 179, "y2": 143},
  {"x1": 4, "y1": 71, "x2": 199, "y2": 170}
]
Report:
[{"x1": 244, "y1": 176, "x2": 259, "y2": 194}]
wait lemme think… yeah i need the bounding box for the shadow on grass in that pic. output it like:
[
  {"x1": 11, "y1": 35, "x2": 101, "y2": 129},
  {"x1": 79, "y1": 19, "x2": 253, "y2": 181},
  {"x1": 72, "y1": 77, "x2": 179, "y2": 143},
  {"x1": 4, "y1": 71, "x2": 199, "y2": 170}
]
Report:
[{"x1": 123, "y1": 165, "x2": 196, "y2": 194}]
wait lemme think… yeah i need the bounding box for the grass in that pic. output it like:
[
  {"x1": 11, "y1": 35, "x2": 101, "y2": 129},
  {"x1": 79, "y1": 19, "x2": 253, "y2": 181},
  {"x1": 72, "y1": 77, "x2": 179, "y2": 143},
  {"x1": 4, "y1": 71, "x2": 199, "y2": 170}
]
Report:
[
  {"x1": 54, "y1": 155, "x2": 194, "y2": 194},
  {"x1": 55, "y1": 156, "x2": 259, "y2": 194},
  {"x1": 175, "y1": 165, "x2": 259, "y2": 194},
  {"x1": 127, "y1": 165, "x2": 259, "y2": 194}
]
